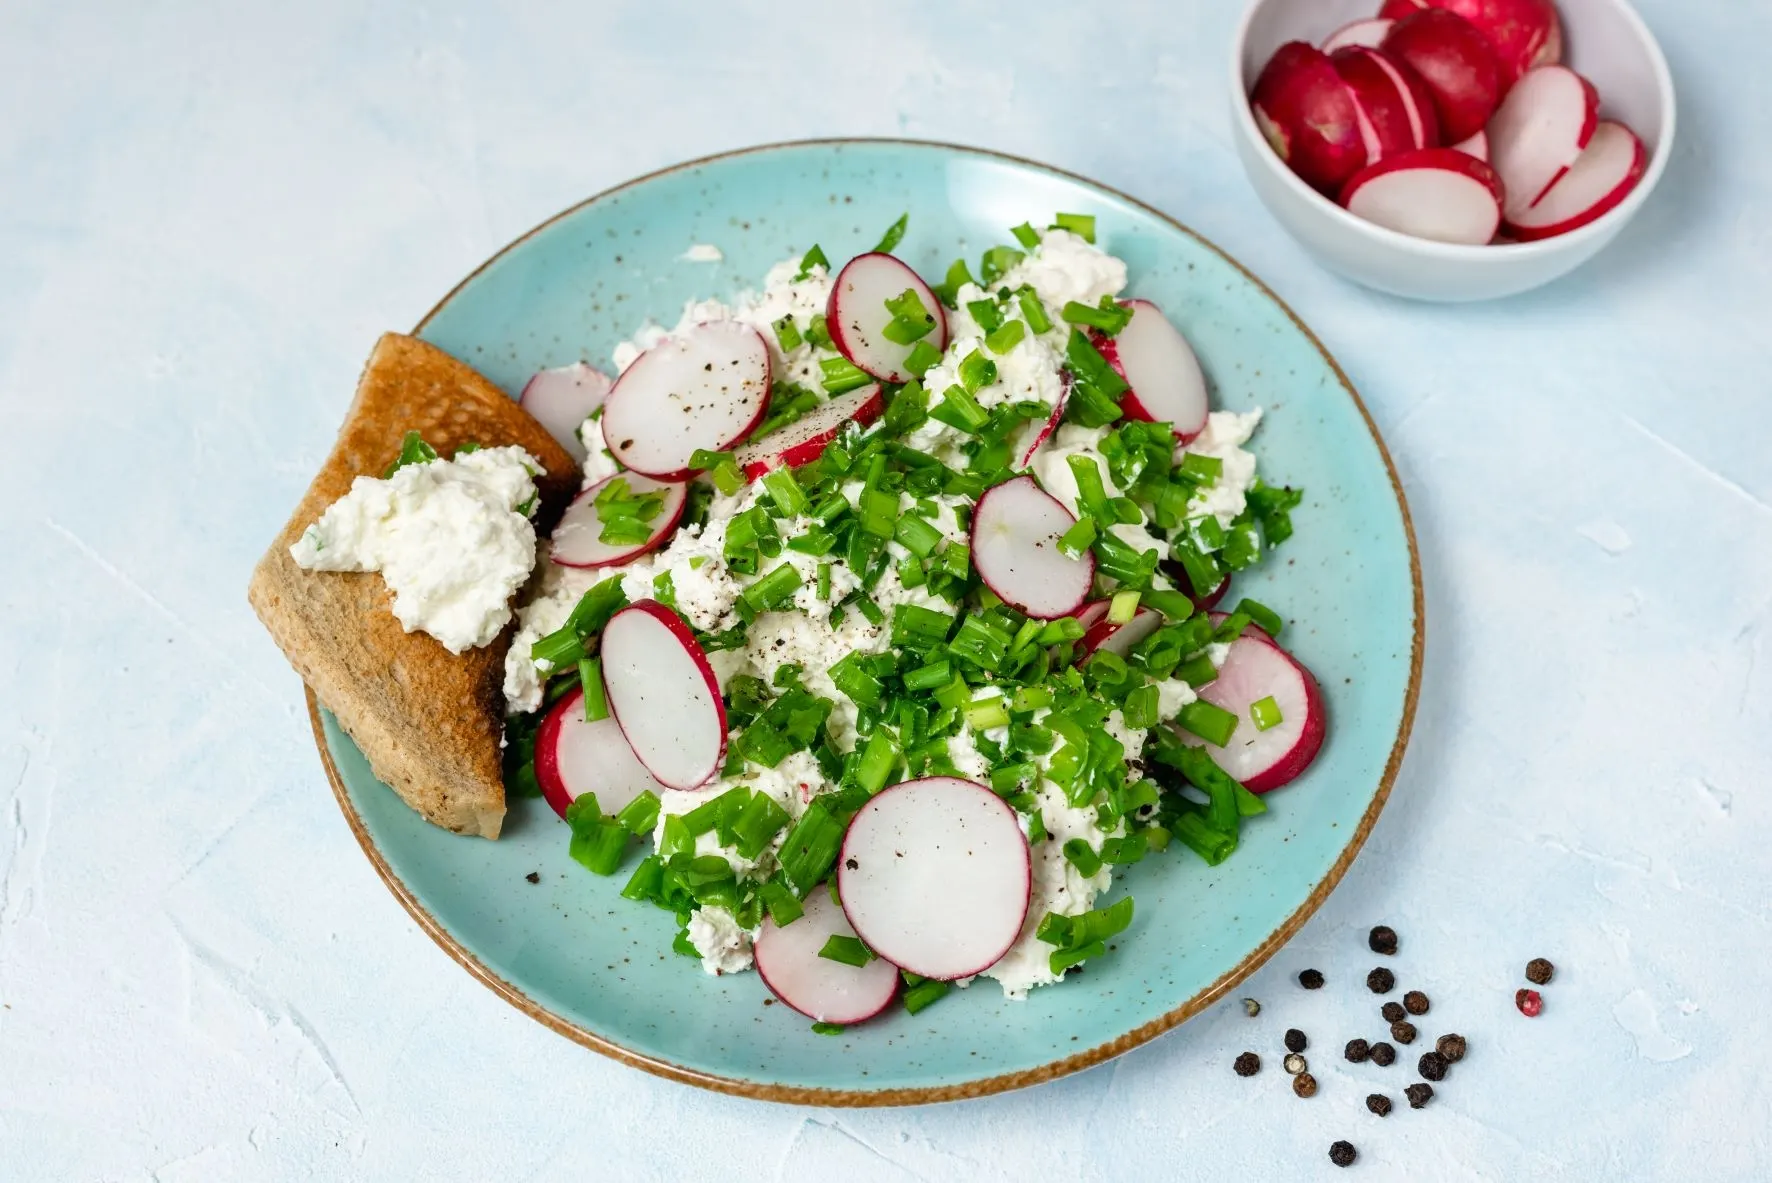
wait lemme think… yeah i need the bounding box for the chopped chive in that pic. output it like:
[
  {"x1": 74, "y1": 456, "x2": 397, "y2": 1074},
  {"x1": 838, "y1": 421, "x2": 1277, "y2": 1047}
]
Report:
[
  {"x1": 1108, "y1": 589, "x2": 1142, "y2": 625},
  {"x1": 964, "y1": 695, "x2": 1011, "y2": 731},
  {"x1": 759, "y1": 877, "x2": 803, "y2": 927},
  {"x1": 819, "y1": 356, "x2": 874, "y2": 395},
  {"x1": 1063, "y1": 838, "x2": 1103, "y2": 877},
  {"x1": 903, "y1": 660, "x2": 952, "y2": 692},
  {"x1": 806, "y1": 313, "x2": 834, "y2": 350},
  {"x1": 383, "y1": 430, "x2": 439, "y2": 477},
  {"x1": 1178, "y1": 451, "x2": 1223, "y2": 484},
  {"x1": 966, "y1": 298, "x2": 1005, "y2": 335},
  {"x1": 930, "y1": 384, "x2": 990, "y2": 434},
  {"x1": 979, "y1": 245, "x2": 1025, "y2": 285},
  {"x1": 774, "y1": 316, "x2": 803, "y2": 353},
  {"x1": 1250, "y1": 695, "x2": 1283, "y2": 732},
  {"x1": 873, "y1": 213, "x2": 908, "y2": 254},
  {"x1": 1051, "y1": 212, "x2": 1096, "y2": 242},
  {"x1": 1177, "y1": 699, "x2": 1239, "y2": 747},
  {"x1": 894, "y1": 513, "x2": 944, "y2": 558},
  {"x1": 1017, "y1": 288, "x2": 1052, "y2": 335},
  {"x1": 761, "y1": 467, "x2": 809, "y2": 517},
  {"x1": 818, "y1": 934, "x2": 875, "y2": 967},
  {"x1": 1011, "y1": 685, "x2": 1053, "y2": 712},
  {"x1": 1235, "y1": 598, "x2": 1284, "y2": 638},
  {"x1": 615, "y1": 789, "x2": 660, "y2": 836},
  {"x1": 1061, "y1": 298, "x2": 1133, "y2": 335},
  {"x1": 1057, "y1": 514, "x2": 1097, "y2": 558},
  {"x1": 957, "y1": 349, "x2": 998, "y2": 394},
  {"x1": 985, "y1": 319, "x2": 1026, "y2": 355},
  {"x1": 816, "y1": 561, "x2": 832, "y2": 601},
  {"x1": 529, "y1": 626, "x2": 584, "y2": 671},
  {"x1": 811, "y1": 1021, "x2": 846, "y2": 1036},
  {"x1": 578, "y1": 658, "x2": 608, "y2": 721},
  {"x1": 1010, "y1": 221, "x2": 1041, "y2": 249},
  {"x1": 796, "y1": 244, "x2": 829, "y2": 279},
  {"x1": 902, "y1": 977, "x2": 951, "y2": 1014},
  {"x1": 903, "y1": 339, "x2": 943, "y2": 378},
  {"x1": 932, "y1": 258, "x2": 978, "y2": 307}
]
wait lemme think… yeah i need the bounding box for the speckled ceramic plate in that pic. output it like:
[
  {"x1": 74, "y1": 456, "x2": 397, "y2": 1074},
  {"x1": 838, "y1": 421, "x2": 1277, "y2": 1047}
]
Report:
[{"x1": 307, "y1": 139, "x2": 1422, "y2": 1105}]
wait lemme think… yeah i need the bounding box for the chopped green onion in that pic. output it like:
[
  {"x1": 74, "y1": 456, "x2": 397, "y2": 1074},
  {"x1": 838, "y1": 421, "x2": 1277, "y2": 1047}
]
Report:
[
  {"x1": 818, "y1": 934, "x2": 875, "y2": 967},
  {"x1": 1063, "y1": 838, "x2": 1103, "y2": 877},
  {"x1": 811, "y1": 1021, "x2": 846, "y2": 1036},
  {"x1": 1250, "y1": 695, "x2": 1283, "y2": 732},
  {"x1": 853, "y1": 729, "x2": 899, "y2": 795},
  {"x1": 1051, "y1": 212, "x2": 1096, "y2": 242},
  {"x1": 902, "y1": 977, "x2": 951, "y2": 1014},
  {"x1": 1175, "y1": 653, "x2": 1218, "y2": 688},
  {"x1": 529, "y1": 626, "x2": 584, "y2": 671},
  {"x1": 828, "y1": 651, "x2": 884, "y2": 707},
  {"x1": 852, "y1": 594, "x2": 884, "y2": 626},
  {"x1": 774, "y1": 316, "x2": 803, "y2": 353},
  {"x1": 966, "y1": 298, "x2": 1005, "y2": 334},
  {"x1": 816, "y1": 561, "x2": 832, "y2": 601},
  {"x1": 1177, "y1": 699, "x2": 1239, "y2": 747},
  {"x1": 1061, "y1": 297, "x2": 1132, "y2": 335},
  {"x1": 620, "y1": 855, "x2": 663, "y2": 901},
  {"x1": 1123, "y1": 684, "x2": 1160, "y2": 730},
  {"x1": 819, "y1": 356, "x2": 874, "y2": 395},
  {"x1": 1057, "y1": 514, "x2": 1097, "y2": 558},
  {"x1": 382, "y1": 430, "x2": 439, "y2": 477},
  {"x1": 759, "y1": 877, "x2": 804, "y2": 927},
  {"x1": 761, "y1": 468, "x2": 809, "y2": 517},
  {"x1": 948, "y1": 614, "x2": 1012, "y2": 671},
  {"x1": 930, "y1": 384, "x2": 990, "y2": 434},
  {"x1": 615, "y1": 789, "x2": 660, "y2": 836},
  {"x1": 806, "y1": 313, "x2": 834, "y2": 350},
  {"x1": 1178, "y1": 451, "x2": 1223, "y2": 484},
  {"x1": 796, "y1": 243, "x2": 829, "y2": 279},
  {"x1": 742, "y1": 563, "x2": 803, "y2": 614},
  {"x1": 1108, "y1": 589, "x2": 1142, "y2": 625},
  {"x1": 932, "y1": 258, "x2": 978, "y2": 308},
  {"x1": 1235, "y1": 598, "x2": 1284, "y2": 638},
  {"x1": 857, "y1": 486, "x2": 899, "y2": 539},
  {"x1": 1010, "y1": 221, "x2": 1041, "y2": 249},
  {"x1": 659, "y1": 814, "x2": 693, "y2": 857},
  {"x1": 903, "y1": 660, "x2": 952, "y2": 692},
  {"x1": 1016, "y1": 288, "x2": 1052, "y2": 335},
  {"x1": 903, "y1": 340, "x2": 943, "y2": 378},
  {"x1": 985, "y1": 320, "x2": 1026, "y2": 355},
  {"x1": 964, "y1": 695, "x2": 1011, "y2": 731},
  {"x1": 564, "y1": 795, "x2": 630, "y2": 876},
  {"x1": 690, "y1": 448, "x2": 745, "y2": 495},
  {"x1": 979, "y1": 245, "x2": 1025, "y2": 285},
  {"x1": 777, "y1": 800, "x2": 846, "y2": 894},
  {"x1": 957, "y1": 350, "x2": 998, "y2": 394},
  {"x1": 732, "y1": 792, "x2": 791, "y2": 859},
  {"x1": 873, "y1": 213, "x2": 909, "y2": 254},
  {"x1": 1172, "y1": 811, "x2": 1237, "y2": 865},
  {"x1": 891, "y1": 603, "x2": 954, "y2": 651},
  {"x1": 1140, "y1": 588, "x2": 1195, "y2": 621},
  {"x1": 1012, "y1": 684, "x2": 1054, "y2": 712},
  {"x1": 895, "y1": 513, "x2": 944, "y2": 558},
  {"x1": 578, "y1": 658, "x2": 608, "y2": 721}
]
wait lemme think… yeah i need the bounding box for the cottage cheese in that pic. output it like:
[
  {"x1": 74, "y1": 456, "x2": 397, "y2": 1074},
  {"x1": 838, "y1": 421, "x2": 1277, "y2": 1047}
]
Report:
[
  {"x1": 1181, "y1": 409, "x2": 1263, "y2": 528},
  {"x1": 291, "y1": 446, "x2": 540, "y2": 654},
  {"x1": 686, "y1": 905, "x2": 754, "y2": 975},
  {"x1": 1001, "y1": 228, "x2": 1128, "y2": 313}
]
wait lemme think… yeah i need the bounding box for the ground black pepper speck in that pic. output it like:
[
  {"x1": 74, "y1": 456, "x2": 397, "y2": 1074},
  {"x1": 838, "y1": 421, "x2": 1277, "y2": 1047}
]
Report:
[
  {"x1": 1345, "y1": 1038, "x2": 1371, "y2": 1064},
  {"x1": 1369, "y1": 925, "x2": 1398, "y2": 955},
  {"x1": 1437, "y1": 1034, "x2": 1468, "y2": 1062},
  {"x1": 1404, "y1": 990, "x2": 1430, "y2": 1015},
  {"x1": 1367, "y1": 967, "x2": 1396, "y2": 994},
  {"x1": 1381, "y1": 1000, "x2": 1406, "y2": 1024},
  {"x1": 1299, "y1": 969, "x2": 1325, "y2": 989},
  {"x1": 1366, "y1": 1093, "x2": 1392, "y2": 1117},
  {"x1": 1419, "y1": 1051, "x2": 1450, "y2": 1081},
  {"x1": 1405, "y1": 1082, "x2": 1435, "y2": 1109},
  {"x1": 1285, "y1": 1028, "x2": 1307, "y2": 1053},
  {"x1": 1234, "y1": 1052, "x2": 1261, "y2": 1077},
  {"x1": 1526, "y1": 957, "x2": 1556, "y2": 985},
  {"x1": 1329, "y1": 1140, "x2": 1356, "y2": 1167},
  {"x1": 1370, "y1": 1041, "x2": 1396, "y2": 1066},
  {"x1": 1390, "y1": 1020, "x2": 1418, "y2": 1045}
]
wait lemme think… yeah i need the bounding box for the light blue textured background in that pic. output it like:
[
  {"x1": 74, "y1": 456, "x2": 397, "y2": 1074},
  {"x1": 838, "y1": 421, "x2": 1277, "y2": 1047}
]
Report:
[{"x1": 1, "y1": 1, "x2": 1765, "y2": 1179}]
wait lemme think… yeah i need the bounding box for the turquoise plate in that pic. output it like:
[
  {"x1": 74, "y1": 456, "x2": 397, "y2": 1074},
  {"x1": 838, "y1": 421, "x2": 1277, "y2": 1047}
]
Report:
[{"x1": 309, "y1": 139, "x2": 1422, "y2": 1105}]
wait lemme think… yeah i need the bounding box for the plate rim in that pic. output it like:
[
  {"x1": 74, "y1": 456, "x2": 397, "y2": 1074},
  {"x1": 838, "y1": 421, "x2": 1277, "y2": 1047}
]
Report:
[{"x1": 307, "y1": 136, "x2": 1425, "y2": 1107}]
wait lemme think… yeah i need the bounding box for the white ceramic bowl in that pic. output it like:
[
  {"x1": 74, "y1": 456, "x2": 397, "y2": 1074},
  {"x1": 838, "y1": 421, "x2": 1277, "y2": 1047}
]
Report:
[{"x1": 1230, "y1": 0, "x2": 1676, "y2": 302}]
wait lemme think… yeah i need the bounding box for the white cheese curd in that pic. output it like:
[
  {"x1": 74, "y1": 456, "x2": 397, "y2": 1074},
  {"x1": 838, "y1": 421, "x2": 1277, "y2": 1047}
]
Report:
[
  {"x1": 501, "y1": 554, "x2": 601, "y2": 713},
  {"x1": 686, "y1": 905, "x2": 754, "y2": 975},
  {"x1": 1181, "y1": 409, "x2": 1263, "y2": 528},
  {"x1": 576, "y1": 413, "x2": 622, "y2": 488},
  {"x1": 1000, "y1": 228, "x2": 1128, "y2": 314},
  {"x1": 1155, "y1": 677, "x2": 1198, "y2": 721},
  {"x1": 682, "y1": 243, "x2": 723, "y2": 263},
  {"x1": 292, "y1": 446, "x2": 540, "y2": 655},
  {"x1": 652, "y1": 792, "x2": 762, "y2": 879}
]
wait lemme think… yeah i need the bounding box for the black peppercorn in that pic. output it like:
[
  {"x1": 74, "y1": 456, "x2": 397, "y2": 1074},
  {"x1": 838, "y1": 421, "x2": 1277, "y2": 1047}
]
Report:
[
  {"x1": 1329, "y1": 1140, "x2": 1357, "y2": 1167},
  {"x1": 1405, "y1": 1082, "x2": 1435, "y2": 1109},
  {"x1": 1345, "y1": 1038, "x2": 1372, "y2": 1064},
  {"x1": 1285, "y1": 1028, "x2": 1307, "y2": 1053},
  {"x1": 1390, "y1": 1020, "x2": 1417, "y2": 1044},
  {"x1": 1369, "y1": 1041, "x2": 1396, "y2": 1066},
  {"x1": 1437, "y1": 1034, "x2": 1468, "y2": 1063},
  {"x1": 1526, "y1": 957, "x2": 1555, "y2": 985},
  {"x1": 1368, "y1": 925, "x2": 1398, "y2": 955},
  {"x1": 1234, "y1": 1052, "x2": 1261, "y2": 1077},
  {"x1": 1367, "y1": 967, "x2": 1396, "y2": 994},
  {"x1": 1366, "y1": 1093, "x2": 1392, "y2": 1117},
  {"x1": 1404, "y1": 989, "x2": 1430, "y2": 1015},
  {"x1": 1381, "y1": 1000, "x2": 1406, "y2": 1024},
  {"x1": 1299, "y1": 968, "x2": 1326, "y2": 989},
  {"x1": 1418, "y1": 1051, "x2": 1449, "y2": 1081},
  {"x1": 1294, "y1": 1072, "x2": 1318, "y2": 1098}
]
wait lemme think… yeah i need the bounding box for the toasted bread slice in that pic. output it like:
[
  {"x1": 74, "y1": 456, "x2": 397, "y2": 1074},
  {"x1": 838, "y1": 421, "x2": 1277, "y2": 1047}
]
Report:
[{"x1": 249, "y1": 333, "x2": 579, "y2": 839}]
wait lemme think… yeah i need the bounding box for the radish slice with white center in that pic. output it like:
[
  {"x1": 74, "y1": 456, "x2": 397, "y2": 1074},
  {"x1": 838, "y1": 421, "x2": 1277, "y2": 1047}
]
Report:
[
  {"x1": 519, "y1": 363, "x2": 612, "y2": 464},
  {"x1": 1174, "y1": 631, "x2": 1325, "y2": 793},
  {"x1": 1453, "y1": 129, "x2": 1490, "y2": 161},
  {"x1": 599, "y1": 322, "x2": 772, "y2": 480},
  {"x1": 1340, "y1": 148, "x2": 1505, "y2": 245},
  {"x1": 970, "y1": 476, "x2": 1094, "y2": 620},
  {"x1": 837, "y1": 777, "x2": 1031, "y2": 980},
  {"x1": 1072, "y1": 599, "x2": 1111, "y2": 635},
  {"x1": 1503, "y1": 121, "x2": 1647, "y2": 241},
  {"x1": 534, "y1": 684, "x2": 669, "y2": 821},
  {"x1": 735, "y1": 384, "x2": 883, "y2": 480},
  {"x1": 1487, "y1": 65, "x2": 1600, "y2": 218},
  {"x1": 754, "y1": 888, "x2": 900, "y2": 1024},
  {"x1": 1013, "y1": 376, "x2": 1069, "y2": 469},
  {"x1": 1094, "y1": 300, "x2": 1209, "y2": 442},
  {"x1": 826, "y1": 253, "x2": 948, "y2": 384},
  {"x1": 550, "y1": 472, "x2": 687, "y2": 569},
  {"x1": 1078, "y1": 606, "x2": 1164, "y2": 660},
  {"x1": 599, "y1": 600, "x2": 727, "y2": 790},
  {"x1": 1323, "y1": 17, "x2": 1394, "y2": 52}
]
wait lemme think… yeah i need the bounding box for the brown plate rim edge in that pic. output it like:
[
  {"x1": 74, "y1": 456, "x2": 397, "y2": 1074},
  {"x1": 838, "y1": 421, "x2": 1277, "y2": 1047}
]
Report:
[{"x1": 306, "y1": 135, "x2": 1426, "y2": 1107}]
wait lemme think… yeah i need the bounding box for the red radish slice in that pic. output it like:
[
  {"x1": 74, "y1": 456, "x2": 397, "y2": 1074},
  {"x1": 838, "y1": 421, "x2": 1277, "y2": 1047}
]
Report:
[
  {"x1": 837, "y1": 776, "x2": 1031, "y2": 980},
  {"x1": 534, "y1": 684, "x2": 669, "y2": 821},
  {"x1": 1175, "y1": 632, "x2": 1325, "y2": 793},
  {"x1": 549, "y1": 472, "x2": 687, "y2": 569},
  {"x1": 1381, "y1": 0, "x2": 1561, "y2": 89},
  {"x1": 825, "y1": 253, "x2": 948, "y2": 385},
  {"x1": 1323, "y1": 17, "x2": 1394, "y2": 53},
  {"x1": 1013, "y1": 376, "x2": 1069, "y2": 468},
  {"x1": 971, "y1": 476, "x2": 1094, "y2": 620},
  {"x1": 1341, "y1": 148, "x2": 1504, "y2": 245},
  {"x1": 1488, "y1": 65, "x2": 1600, "y2": 219},
  {"x1": 1077, "y1": 606, "x2": 1164, "y2": 661},
  {"x1": 1250, "y1": 42, "x2": 1369, "y2": 192},
  {"x1": 1073, "y1": 599, "x2": 1111, "y2": 635},
  {"x1": 1381, "y1": 9, "x2": 1503, "y2": 144},
  {"x1": 1365, "y1": 45, "x2": 1441, "y2": 150},
  {"x1": 735, "y1": 384, "x2": 883, "y2": 480},
  {"x1": 519, "y1": 362, "x2": 612, "y2": 464},
  {"x1": 1094, "y1": 300, "x2": 1208, "y2": 441},
  {"x1": 1452, "y1": 129, "x2": 1490, "y2": 161},
  {"x1": 754, "y1": 888, "x2": 899, "y2": 1024},
  {"x1": 600, "y1": 322, "x2": 772, "y2": 480},
  {"x1": 1503, "y1": 121, "x2": 1647, "y2": 241},
  {"x1": 1331, "y1": 47, "x2": 1434, "y2": 164},
  {"x1": 599, "y1": 600, "x2": 727, "y2": 790}
]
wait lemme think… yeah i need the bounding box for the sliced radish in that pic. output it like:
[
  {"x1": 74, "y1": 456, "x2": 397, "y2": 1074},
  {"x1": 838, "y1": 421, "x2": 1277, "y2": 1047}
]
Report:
[
  {"x1": 1175, "y1": 631, "x2": 1325, "y2": 793},
  {"x1": 1381, "y1": 9, "x2": 1503, "y2": 144},
  {"x1": 734, "y1": 384, "x2": 883, "y2": 480},
  {"x1": 549, "y1": 472, "x2": 687, "y2": 569},
  {"x1": 754, "y1": 888, "x2": 899, "y2": 1024},
  {"x1": 1381, "y1": 0, "x2": 1561, "y2": 89},
  {"x1": 600, "y1": 322, "x2": 772, "y2": 480},
  {"x1": 825, "y1": 253, "x2": 948, "y2": 385},
  {"x1": 519, "y1": 362, "x2": 612, "y2": 464},
  {"x1": 1073, "y1": 598, "x2": 1111, "y2": 635},
  {"x1": 837, "y1": 776, "x2": 1031, "y2": 980},
  {"x1": 1093, "y1": 300, "x2": 1209, "y2": 441},
  {"x1": 599, "y1": 600, "x2": 727, "y2": 790},
  {"x1": 1503, "y1": 121, "x2": 1647, "y2": 241},
  {"x1": 1452, "y1": 128, "x2": 1490, "y2": 161},
  {"x1": 1078, "y1": 606, "x2": 1164, "y2": 661},
  {"x1": 1013, "y1": 375, "x2": 1069, "y2": 469},
  {"x1": 1341, "y1": 148, "x2": 1504, "y2": 245},
  {"x1": 1488, "y1": 65, "x2": 1600, "y2": 219},
  {"x1": 1366, "y1": 44, "x2": 1441, "y2": 150},
  {"x1": 1331, "y1": 47, "x2": 1434, "y2": 164},
  {"x1": 971, "y1": 476, "x2": 1095, "y2": 620},
  {"x1": 534, "y1": 684, "x2": 669, "y2": 821},
  {"x1": 1323, "y1": 17, "x2": 1394, "y2": 53},
  {"x1": 1250, "y1": 42, "x2": 1369, "y2": 192}
]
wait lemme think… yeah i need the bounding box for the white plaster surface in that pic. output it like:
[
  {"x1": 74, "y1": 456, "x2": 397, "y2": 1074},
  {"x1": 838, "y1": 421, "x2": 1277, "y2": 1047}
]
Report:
[{"x1": 1, "y1": 0, "x2": 1768, "y2": 1178}]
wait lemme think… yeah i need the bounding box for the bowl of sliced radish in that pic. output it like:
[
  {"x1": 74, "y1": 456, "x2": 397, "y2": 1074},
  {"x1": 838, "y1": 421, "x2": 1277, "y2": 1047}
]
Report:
[{"x1": 1231, "y1": 0, "x2": 1675, "y2": 301}]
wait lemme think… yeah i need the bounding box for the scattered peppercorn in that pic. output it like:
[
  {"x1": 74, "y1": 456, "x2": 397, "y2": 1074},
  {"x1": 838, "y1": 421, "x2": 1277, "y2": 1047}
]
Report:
[
  {"x1": 1234, "y1": 1052, "x2": 1261, "y2": 1077},
  {"x1": 1299, "y1": 969, "x2": 1325, "y2": 990},
  {"x1": 1366, "y1": 1093, "x2": 1392, "y2": 1117},
  {"x1": 1368, "y1": 925, "x2": 1398, "y2": 955},
  {"x1": 1345, "y1": 1038, "x2": 1372, "y2": 1064},
  {"x1": 1294, "y1": 1072, "x2": 1319, "y2": 1098},
  {"x1": 1367, "y1": 967, "x2": 1396, "y2": 994},
  {"x1": 1284, "y1": 1053, "x2": 1308, "y2": 1075},
  {"x1": 1369, "y1": 1041, "x2": 1397, "y2": 1066},
  {"x1": 1381, "y1": 1000, "x2": 1407, "y2": 1024},
  {"x1": 1437, "y1": 1034, "x2": 1468, "y2": 1063},
  {"x1": 1405, "y1": 1083, "x2": 1435, "y2": 1109},
  {"x1": 1329, "y1": 1140, "x2": 1357, "y2": 1167},
  {"x1": 1242, "y1": 997, "x2": 1262, "y2": 1017},
  {"x1": 1516, "y1": 987, "x2": 1544, "y2": 1017},
  {"x1": 524, "y1": 871, "x2": 540, "y2": 884},
  {"x1": 1418, "y1": 1051, "x2": 1449, "y2": 1081},
  {"x1": 1285, "y1": 1027, "x2": 1307, "y2": 1053},
  {"x1": 1390, "y1": 1020, "x2": 1417, "y2": 1045},
  {"x1": 1526, "y1": 958, "x2": 1555, "y2": 985},
  {"x1": 1404, "y1": 990, "x2": 1430, "y2": 1015}
]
